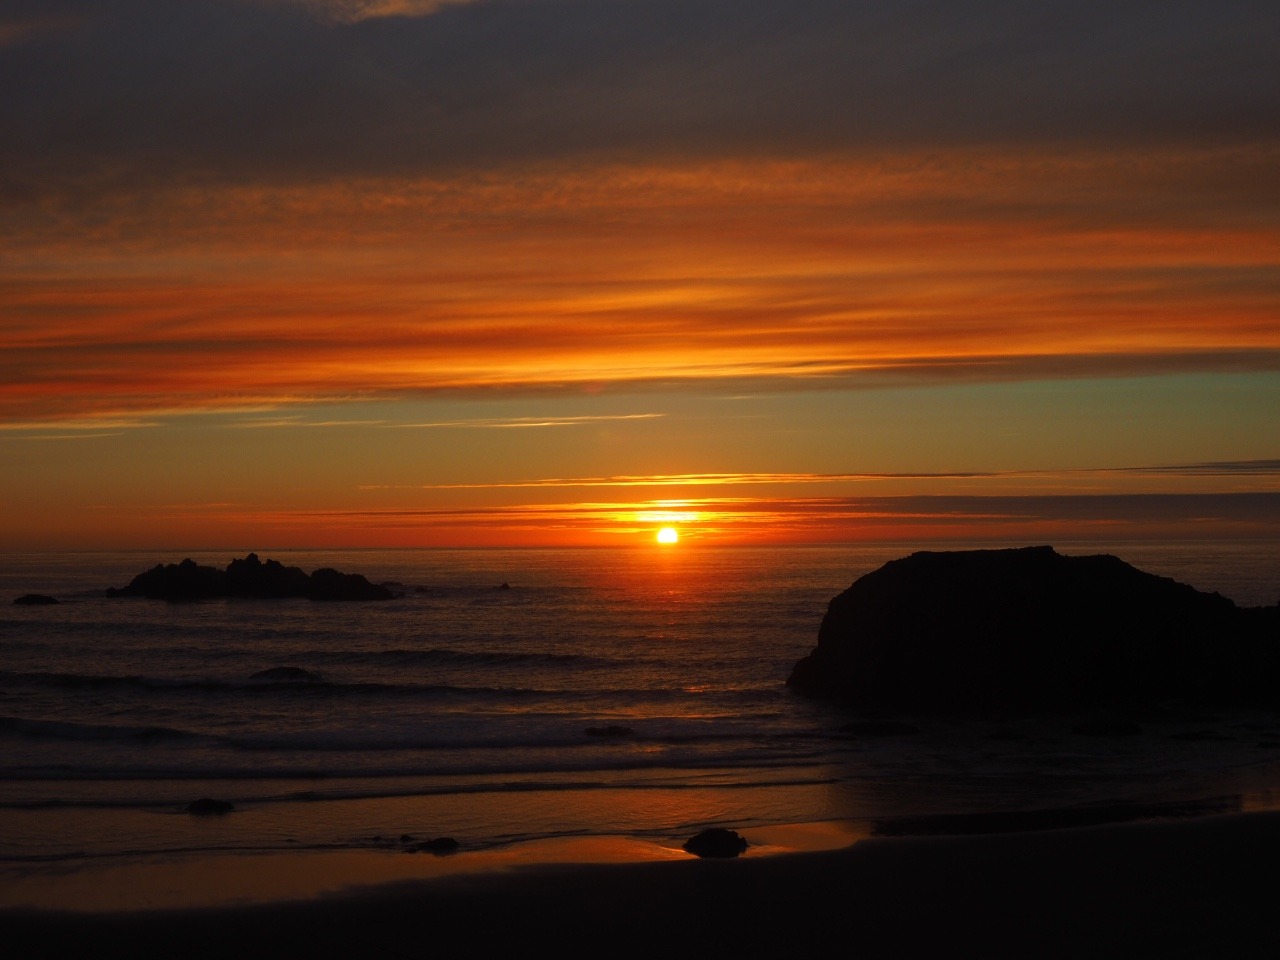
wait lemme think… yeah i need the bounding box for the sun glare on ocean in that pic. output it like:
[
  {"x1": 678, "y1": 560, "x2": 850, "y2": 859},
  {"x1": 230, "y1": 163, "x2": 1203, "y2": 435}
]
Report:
[{"x1": 656, "y1": 527, "x2": 679, "y2": 544}]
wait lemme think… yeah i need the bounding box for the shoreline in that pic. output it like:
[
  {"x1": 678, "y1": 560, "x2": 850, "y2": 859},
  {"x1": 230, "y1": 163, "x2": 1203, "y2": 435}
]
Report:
[
  {"x1": 5, "y1": 810, "x2": 1279, "y2": 958},
  {"x1": 0, "y1": 820, "x2": 872, "y2": 914}
]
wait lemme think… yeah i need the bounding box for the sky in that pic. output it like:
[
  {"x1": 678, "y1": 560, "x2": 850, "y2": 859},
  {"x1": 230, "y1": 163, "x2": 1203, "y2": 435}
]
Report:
[{"x1": 2, "y1": 0, "x2": 1278, "y2": 549}]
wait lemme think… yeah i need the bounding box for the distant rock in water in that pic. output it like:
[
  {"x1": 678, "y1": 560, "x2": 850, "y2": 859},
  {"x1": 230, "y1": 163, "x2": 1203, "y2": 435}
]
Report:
[
  {"x1": 14, "y1": 594, "x2": 58, "y2": 605},
  {"x1": 186, "y1": 798, "x2": 234, "y2": 815},
  {"x1": 225, "y1": 553, "x2": 311, "y2": 598},
  {"x1": 403, "y1": 837, "x2": 460, "y2": 855},
  {"x1": 106, "y1": 553, "x2": 395, "y2": 602},
  {"x1": 307, "y1": 567, "x2": 394, "y2": 602},
  {"x1": 787, "y1": 546, "x2": 1280, "y2": 713}
]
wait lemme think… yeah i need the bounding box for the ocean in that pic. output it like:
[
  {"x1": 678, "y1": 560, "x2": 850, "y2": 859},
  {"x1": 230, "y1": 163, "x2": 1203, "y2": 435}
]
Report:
[{"x1": 3, "y1": 541, "x2": 1280, "y2": 883}]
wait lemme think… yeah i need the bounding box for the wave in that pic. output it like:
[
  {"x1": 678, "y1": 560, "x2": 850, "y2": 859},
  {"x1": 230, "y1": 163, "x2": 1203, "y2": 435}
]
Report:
[
  {"x1": 309, "y1": 647, "x2": 622, "y2": 669},
  {"x1": 0, "y1": 715, "x2": 207, "y2": 745},
  {"x1": 0, "y1": 668, "x2": 782, "y2": 705},
  {"x1": 0, "y1": 741, "x2": 834, "y2": 802},
  {"x1": 0, "y1": 707, "x2": 812, "y2": 759}
]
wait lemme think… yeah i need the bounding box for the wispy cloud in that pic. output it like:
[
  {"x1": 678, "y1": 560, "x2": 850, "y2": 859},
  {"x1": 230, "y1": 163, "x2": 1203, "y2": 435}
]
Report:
[
  {"x1": 388, "y1": 414, "x2": 665, "y2": 429},
  {"x1": 226, "y1": 416, "x2": 390, "y2": 429},
  {"x1": 166, "y1": 492, "x2": 1280, "y2": 543},
  {"x1": 0, "y1": 417, "x2": 156, "y2": 435},
  {"x1": 358, "y1": 461, "x2": 1280, "y2": 491},
  {"x1": 302, "y1": 0, "x2": 482, "y2": 21},
  {"x1": 1119, "y1": 460, "x2": 1280, "y2": 476},
  {"x1": 359, "y1": 470, "x2": 1003, "y2": 490}
]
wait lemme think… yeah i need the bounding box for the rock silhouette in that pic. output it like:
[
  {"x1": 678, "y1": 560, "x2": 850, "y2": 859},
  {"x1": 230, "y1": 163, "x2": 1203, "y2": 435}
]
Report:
[
  {"x1": 106, "y1": 553, "x2": 394, "y2": 602},
  {"x1": 403, "y1": 837, "x2": 460, "y2": 855},
  {"x1": 682, "y1": 828, "x2": 749, "y2": 858},
  {"x1": 14, "y1": 594, "x2": 58, "y2": 605},
  {"x1": 787, "y1": 546, "x2": 1280, "y2": 713},
  {"x1": 186, "y1": 798, "x2": 234, "y2": 815}
]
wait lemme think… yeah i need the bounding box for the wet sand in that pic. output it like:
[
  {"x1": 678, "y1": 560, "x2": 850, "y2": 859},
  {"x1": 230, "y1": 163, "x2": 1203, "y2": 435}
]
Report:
[{"x1": 4, "y1": 811, "x2": 1279, "y2": 958}]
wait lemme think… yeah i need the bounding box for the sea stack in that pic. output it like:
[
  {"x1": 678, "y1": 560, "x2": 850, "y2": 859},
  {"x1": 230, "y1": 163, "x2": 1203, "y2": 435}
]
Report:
[
  {"x1": 787, "y1": 546, "x2": 1280, "y2": 713},
  {"x1": 106, "y1": 554, "x2": 395, "y2": 602}
]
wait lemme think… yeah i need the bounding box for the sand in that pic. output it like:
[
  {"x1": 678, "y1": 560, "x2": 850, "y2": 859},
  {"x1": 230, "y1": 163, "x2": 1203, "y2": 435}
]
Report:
[{"x1": 4, "y1": 811, "x2": 1279, "y2": 959}]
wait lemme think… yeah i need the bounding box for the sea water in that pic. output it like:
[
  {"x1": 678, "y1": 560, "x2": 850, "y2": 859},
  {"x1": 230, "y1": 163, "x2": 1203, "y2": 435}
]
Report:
[{"x1": 2, "y1": 541, "x2": 1279, "y2": 871}]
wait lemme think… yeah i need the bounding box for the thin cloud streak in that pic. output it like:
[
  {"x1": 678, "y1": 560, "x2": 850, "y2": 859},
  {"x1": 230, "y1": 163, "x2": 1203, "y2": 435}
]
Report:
[
  {"x1": 184, "y1": 492, "x2": 1280, "y2": 543},
  {"x1": 359, "y1": 461, "x2": 1280, "y2": 491},
  {"x1": 359, "y1": 471, "x2": 1005, "y2": 490},
  {"x1": 388, "y1": 414, "x2": 665, "y2": 429}
]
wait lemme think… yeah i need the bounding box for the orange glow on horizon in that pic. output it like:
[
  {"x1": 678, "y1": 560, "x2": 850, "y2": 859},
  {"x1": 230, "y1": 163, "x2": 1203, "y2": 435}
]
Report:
[{"x1": 4, "y1": 143, "x2": 1278, "y2": 551}]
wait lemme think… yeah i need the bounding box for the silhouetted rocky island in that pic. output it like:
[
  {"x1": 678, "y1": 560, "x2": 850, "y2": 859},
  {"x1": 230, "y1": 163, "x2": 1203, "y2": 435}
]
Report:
[
  {"x1": 106, "y1": 553, "x2": 395, "y2": 602},
  {"x1": 14, "y1": 593, "x2": 59, "y2": 605},
  {"x1": 788, "y1": 545, "x2": 1280, "y2": 713}
]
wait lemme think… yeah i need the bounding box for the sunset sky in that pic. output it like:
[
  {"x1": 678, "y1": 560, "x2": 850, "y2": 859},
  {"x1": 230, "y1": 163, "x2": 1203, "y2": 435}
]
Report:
[{"x1": 3, "y1": 0, "x2": 1278, "y2": 549}]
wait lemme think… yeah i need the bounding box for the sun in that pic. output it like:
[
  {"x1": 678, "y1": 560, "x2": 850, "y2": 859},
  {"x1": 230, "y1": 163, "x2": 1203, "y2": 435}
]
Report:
[{"x1": 656, "y1": 526, "x2": 679, "y2": 544}]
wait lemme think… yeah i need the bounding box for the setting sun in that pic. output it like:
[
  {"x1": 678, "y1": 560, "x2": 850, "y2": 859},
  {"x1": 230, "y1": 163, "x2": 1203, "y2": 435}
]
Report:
[{"x1": 656, "y1": 527, "x2": 679, "y2": 544}]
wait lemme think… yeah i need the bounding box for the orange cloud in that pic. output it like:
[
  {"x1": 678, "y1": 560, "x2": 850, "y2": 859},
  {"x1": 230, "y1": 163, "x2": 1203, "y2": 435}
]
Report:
[{"x1": 4, "y1": 146, "x2": 1278, "y2": 423}]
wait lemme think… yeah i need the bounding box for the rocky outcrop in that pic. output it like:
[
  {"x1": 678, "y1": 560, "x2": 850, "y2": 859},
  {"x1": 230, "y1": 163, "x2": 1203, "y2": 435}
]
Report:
[
  {"x1": 107, "y1": 553, "x2": 395, "y2": 602},
  {"x1": 682, "y1": 828, "x2": 749, "y2": 858},
  {"x1": 225, "y1": 553, "x2": 311, "y2": 597},
  {"x1": 186, "y1": 798, "x2": 234, "y2": 815},
  {"x1": 787, "y1": 546, "x2": 1280, "y2": 713},
  {"x1": 403, "y1": 837, "x2": 460, "y2": 855},
  {"x1": 307, "y1": 567, "x2": 394, "y2": 601},
  {"x1": 14, "y1": 594, "x2": 58, "y2": 605}
]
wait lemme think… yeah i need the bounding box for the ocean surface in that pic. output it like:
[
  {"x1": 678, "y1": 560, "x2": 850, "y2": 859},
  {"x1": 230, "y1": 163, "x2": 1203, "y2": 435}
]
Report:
[{"x1": 3, "y1": 541, "x2": 1280, "y2": 878}]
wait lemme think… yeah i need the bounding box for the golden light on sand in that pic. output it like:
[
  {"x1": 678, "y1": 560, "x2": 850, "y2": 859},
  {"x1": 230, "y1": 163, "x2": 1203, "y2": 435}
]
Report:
[{"x1": 656, "y1": 527, "x2": 679, "y2": 544}]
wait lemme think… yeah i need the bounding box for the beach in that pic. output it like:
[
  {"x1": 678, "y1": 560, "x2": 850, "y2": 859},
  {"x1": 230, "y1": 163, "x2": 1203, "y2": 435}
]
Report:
[
  {"x1": 5, "y1": 544, "x2": 1280, "y2": 957},
  {"x1": 5, "y1": 810, "x2": 1279, "y2": 959}
]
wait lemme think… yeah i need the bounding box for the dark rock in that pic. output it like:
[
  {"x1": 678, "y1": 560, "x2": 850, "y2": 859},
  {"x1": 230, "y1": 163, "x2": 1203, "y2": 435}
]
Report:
[
  {"x1": 682, "y1": 828, "x2": 749, "y2": 858},
  {"x1": 248, "y1": 667, "x2": 321, "y2": 683},
  {"x1": 108, "y1": 558, "x2": 225, "y2": 601},
  {"x1": 497, "y1": 582, "x2": 511, "y2": 590},
  {"x1": 107, "y1": 554, "x2": 394, "y2": 602},
  {"x1": 403, "y1": 837, "x2": 460, "y2": 855},
  {"x1": 585, "y1": 725, "x2": 635, "y2": 738},
  {"x1": 225, "y1": 553, "x2": 310, "y2": 598},
  {"x1": 186, "y1": 798, "x2": 234, "y2": 815},
  {"x1": 308, "y1": 567, "x2": 395, "y2": 602},
  {"x1": 787, "y1": 546, "x2": 1280, "y2": 713},
  {"x1": 14, "y1": 594, "x2": 58, "y2": 605}
]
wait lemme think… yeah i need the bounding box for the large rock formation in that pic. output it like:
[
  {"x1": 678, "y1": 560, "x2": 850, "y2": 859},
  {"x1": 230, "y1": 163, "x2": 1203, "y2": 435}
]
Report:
[
  {"x1": 106, "y1": 553, "x2": 395, "y2": 602},
  {"x1": 787, "y1": 546, "x2": 1279, "y2": 713}
]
